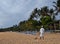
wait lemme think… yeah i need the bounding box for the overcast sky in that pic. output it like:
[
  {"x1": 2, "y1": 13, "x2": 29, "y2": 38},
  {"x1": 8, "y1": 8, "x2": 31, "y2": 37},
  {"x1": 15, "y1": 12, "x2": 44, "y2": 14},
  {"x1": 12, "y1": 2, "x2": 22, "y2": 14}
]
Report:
[{"x1": 0, "y1": 0, "x2": 60, "y2": 28}]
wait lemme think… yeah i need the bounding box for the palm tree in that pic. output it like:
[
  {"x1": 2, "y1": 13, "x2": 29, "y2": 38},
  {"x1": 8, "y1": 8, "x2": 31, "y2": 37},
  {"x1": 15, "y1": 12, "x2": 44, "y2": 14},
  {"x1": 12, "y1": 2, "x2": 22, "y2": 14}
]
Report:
[
  {"x1": 29, "y1": 6, "x2": 58, "y2": 30},
  {"x1": 29, "y1": 6, "x2": 52, "y2": 24},
  {"x1": 53, "y1": 0, "x2": 60, "y2": 15},
  {"x1": 49, "y1": 9, "x2": 54, "y2": 20},
  {"x1": 53, "y1": 0, "x2": 60, "y2": 30},
  {"x1": 37, "y1": 6, "x2": 49, "y2": 17},
  {"x1": 29, "y1": 8, "x2": 38, "y2": 20},
  {"x1": 29, "y1": 6, "x2": 49, "y2": 20},
  {"x1": 49, "y1": 8, "x2": 58, "y2": 30}
]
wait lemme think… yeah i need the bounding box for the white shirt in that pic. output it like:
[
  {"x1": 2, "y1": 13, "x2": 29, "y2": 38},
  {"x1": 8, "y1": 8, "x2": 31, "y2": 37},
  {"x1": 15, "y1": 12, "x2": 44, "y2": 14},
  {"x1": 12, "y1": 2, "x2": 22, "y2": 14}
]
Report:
[{"x1": 40, "y1": 28, "x2": 45, "y2": 33}]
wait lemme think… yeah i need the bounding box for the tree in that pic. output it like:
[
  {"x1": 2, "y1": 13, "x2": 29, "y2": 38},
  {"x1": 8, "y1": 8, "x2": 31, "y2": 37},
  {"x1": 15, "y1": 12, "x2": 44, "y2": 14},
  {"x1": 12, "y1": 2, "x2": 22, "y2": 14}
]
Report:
[
  {"x1": 49, "y1": 0, "x2": 60, "y2": 21},
  {"x1": 39, "y1": 6, "x2": 49, "y2": 16},
  {"x1": 53, "y1": 0, "x2": 60, "y2": 15},
  {"x1": 29, "y1": 6, "x2": 52, "y2": 27},
  {"x1": 40, "y1": 15, "x2": 52, "y2": 25},
  {"x1": 18, "y1": 0, "x2": 60, "y2": 31},
  {"x1": 29, "y1": 8, "x2": 38, "y2": 20}
]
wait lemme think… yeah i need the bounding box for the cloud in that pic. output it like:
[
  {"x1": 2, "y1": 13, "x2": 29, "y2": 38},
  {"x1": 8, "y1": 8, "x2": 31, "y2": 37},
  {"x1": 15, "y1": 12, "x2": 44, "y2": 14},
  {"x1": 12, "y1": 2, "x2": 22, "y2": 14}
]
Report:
[{"x1": 0, "y1": 0, "x2": 58, "y2": 28}]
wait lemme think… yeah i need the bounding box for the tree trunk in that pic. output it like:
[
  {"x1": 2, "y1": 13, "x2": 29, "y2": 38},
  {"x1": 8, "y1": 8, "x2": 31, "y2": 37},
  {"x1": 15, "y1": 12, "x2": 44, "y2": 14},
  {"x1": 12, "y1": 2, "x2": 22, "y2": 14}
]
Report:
[
  {"x1": 54, "y1": 23, "x2": 56, "y2": 30},
  {"x1": 59, "y1": 21, "x2": 60, "y2": 30}
]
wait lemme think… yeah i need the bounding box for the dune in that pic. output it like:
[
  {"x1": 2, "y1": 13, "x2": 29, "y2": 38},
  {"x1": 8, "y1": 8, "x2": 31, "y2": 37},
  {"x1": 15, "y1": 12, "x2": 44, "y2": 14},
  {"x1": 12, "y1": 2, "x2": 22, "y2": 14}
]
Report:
[{"x1": 0, "y1": 32, "x2": 60, "y2": 44}]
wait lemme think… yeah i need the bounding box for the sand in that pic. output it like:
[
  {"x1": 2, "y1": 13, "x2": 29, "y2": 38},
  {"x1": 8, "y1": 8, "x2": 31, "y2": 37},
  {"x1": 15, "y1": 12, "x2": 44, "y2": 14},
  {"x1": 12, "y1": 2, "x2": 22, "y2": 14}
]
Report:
[{"x1": 0, "y1": 32, "x2": 60, "y2": 44}]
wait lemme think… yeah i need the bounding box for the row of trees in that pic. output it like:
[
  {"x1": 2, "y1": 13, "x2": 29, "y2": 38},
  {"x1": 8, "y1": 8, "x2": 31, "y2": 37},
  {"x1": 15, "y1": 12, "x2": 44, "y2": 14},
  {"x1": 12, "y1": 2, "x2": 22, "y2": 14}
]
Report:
[
  {"x1": 0, "y1": 25, "x2": 19, "y2": 32},
  {"x1": 19, "y1": 0, "x2": 60, "y2": 31}
]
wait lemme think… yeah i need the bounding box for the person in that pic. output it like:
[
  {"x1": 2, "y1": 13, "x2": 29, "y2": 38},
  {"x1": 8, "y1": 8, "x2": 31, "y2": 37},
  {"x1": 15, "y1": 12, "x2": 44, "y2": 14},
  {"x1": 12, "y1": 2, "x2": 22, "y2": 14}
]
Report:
[{"x1": 40, "y1": 26, "x2": 45, "y2": 39}]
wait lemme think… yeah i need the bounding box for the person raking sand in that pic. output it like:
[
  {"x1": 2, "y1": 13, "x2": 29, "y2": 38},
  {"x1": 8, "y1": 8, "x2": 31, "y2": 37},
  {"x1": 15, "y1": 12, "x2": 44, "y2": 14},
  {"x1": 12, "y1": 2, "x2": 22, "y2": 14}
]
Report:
[{"x1": 40, "y1": 26, "x2": 45, "y2": 40}]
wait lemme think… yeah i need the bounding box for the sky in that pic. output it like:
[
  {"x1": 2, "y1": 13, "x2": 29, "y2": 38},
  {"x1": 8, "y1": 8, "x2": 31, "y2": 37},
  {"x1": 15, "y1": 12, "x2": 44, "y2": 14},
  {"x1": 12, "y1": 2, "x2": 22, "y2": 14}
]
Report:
[{"x1": 0, "y1": 0, "x2": 60, "y2": 28}]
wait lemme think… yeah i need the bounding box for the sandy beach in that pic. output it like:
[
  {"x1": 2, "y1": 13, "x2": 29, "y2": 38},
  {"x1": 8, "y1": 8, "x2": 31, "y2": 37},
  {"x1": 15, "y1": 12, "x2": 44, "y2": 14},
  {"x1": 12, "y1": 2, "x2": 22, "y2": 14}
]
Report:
[{"x1": 0, "y1": 32, "x2": 60, "y2": 44}]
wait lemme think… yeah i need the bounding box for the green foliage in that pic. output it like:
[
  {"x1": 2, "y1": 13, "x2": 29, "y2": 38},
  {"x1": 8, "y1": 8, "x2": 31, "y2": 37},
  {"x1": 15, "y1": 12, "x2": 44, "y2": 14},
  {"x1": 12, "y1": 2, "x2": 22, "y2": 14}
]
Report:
[
  {"x1": 40, "y1": 15, "x2": 52, "y2": 25},
  {"x1": 19, "y1": 20, "x2": 40, "y2": 31}
]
